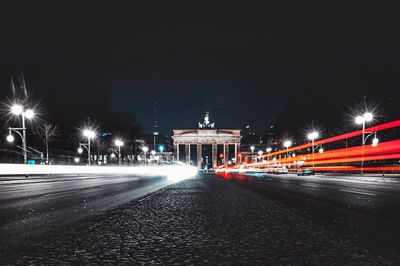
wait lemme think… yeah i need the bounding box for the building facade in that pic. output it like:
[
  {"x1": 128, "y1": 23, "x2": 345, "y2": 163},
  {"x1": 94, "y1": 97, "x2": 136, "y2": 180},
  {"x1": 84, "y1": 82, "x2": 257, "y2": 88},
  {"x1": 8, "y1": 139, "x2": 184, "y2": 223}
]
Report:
[{"x1": 172, "y1": 113, "x2": 241, "y2": 169}]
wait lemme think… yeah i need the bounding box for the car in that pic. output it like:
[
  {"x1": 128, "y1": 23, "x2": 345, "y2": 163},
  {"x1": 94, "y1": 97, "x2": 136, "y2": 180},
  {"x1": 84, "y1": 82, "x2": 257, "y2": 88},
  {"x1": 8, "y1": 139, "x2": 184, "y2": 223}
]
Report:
[
  {"x1": 274, "y1": 167, "x2": 288, "y2": 174},
  {"x1": 297, "y1": 169, "x2": 315, "y2": 176}
]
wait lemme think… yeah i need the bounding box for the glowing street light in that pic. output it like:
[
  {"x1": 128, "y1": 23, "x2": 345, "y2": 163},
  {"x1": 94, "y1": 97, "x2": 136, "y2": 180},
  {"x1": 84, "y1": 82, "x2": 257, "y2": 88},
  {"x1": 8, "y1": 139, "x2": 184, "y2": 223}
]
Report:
[
  {"x1": 83, "y1": 129, "x2": 96, "y2": 139},
  {"x1": 25, "y1": 109, "x2": 35, "y2": 119},
  {"x1": 355, "y1": 112, "x2": 374, "y2": 174},
  {"x1": 257, "y1": 150, "x2": 263, "y2": 162},
  {"x1": 78, "y1": 129, "x2": 96, "y2": 165},
  {"x1": 142, "y1": 146, "x2": 149, "y2": 164},
  {"x1": 6, "y1": 134, "x2": 14, "y2": 143},
  {"x1": 250, "y1": 146, "x2": 255, "y2": 163},
  {"x1": 307, "y1": 131, "x2": 319, "y2": 141},
  {"x1": 8, "y1": 104, "x2": 36, "y2": 164},
  {"x1": 283, "y1": 140, "x2": 292, "y2": 148},
  {"x1": 307, "y1": 131, "x2": 319, "y2": 167},
  {"x1": 114, "y1": 139, "x2": 124, "y2": 165},
  {"x1": 266, "y1": 147, "x2": 272, "y2": 163},
  {"x1": 11, "y1": 104, "x2": 23, "y2": 115},
  {"x1": 372, "y1": 137, "x2": 379, "y2": 147},
  {"x1": 283, "y1": 140, "x2": 292, "y2": 158},
  {"x1": 115, "y1": 139, "x2": 124, "y2": 147}
]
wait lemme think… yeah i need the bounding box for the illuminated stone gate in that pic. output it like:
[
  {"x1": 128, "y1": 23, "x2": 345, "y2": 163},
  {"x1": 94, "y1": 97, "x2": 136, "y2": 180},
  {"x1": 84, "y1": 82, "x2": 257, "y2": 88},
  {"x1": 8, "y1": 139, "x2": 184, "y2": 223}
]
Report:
[{"x1": 172, "y1": 113, "x2": 241, "y2": 169}]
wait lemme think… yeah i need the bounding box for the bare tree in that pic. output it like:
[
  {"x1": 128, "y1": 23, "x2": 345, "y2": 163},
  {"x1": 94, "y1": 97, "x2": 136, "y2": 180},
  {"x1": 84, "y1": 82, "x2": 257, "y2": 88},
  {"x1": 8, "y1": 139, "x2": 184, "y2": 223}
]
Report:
[{"x1": 36, "y1": 122, "x2": 60, "y2": 164}]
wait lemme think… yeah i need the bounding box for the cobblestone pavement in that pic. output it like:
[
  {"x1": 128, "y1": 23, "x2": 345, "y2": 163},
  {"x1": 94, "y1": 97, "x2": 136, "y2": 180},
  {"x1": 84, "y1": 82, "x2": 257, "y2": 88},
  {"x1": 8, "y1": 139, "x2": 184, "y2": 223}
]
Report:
[{"x1": 2, "y1": 174, "x2": 399, "y2": 265}]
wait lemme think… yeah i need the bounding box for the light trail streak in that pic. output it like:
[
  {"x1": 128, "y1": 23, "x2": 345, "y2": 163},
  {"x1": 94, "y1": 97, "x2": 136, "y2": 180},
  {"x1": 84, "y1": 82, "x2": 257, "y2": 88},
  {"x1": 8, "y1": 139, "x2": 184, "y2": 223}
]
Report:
[
  {"x1": 243, "y1": 139, "x2": 400, "y2": 168},
  {"x1": 261, "y1": 120, "x2": 400, "y2": 159},
  {"x1": 310, "y1": 166, "x2": 400, "y2": 172},
  {"x1": 0, "y1": 164, "x2": 198, "y2": 182},
  {"x1": 228, "y1": 120, "x2": 400, "y2": 174}
]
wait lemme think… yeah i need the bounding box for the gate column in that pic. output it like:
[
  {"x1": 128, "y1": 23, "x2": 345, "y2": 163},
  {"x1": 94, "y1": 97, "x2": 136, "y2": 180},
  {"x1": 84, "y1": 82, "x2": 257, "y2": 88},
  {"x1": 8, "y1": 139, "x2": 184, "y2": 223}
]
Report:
[
  {"x1": 212, "y1": 143, "x2": 217, "y2": 169},
  {"x1": 197, "y1": 144, "x2": 202, "y2": 169},
  {"x1": 185, "y1": 144, "x2": 190, "y2": 165}
]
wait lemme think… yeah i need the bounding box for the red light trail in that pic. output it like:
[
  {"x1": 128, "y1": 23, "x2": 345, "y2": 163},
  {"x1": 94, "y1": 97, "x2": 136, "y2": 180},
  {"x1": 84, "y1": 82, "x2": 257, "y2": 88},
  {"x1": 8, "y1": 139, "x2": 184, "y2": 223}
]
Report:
[
  {"x1": 219, "y1": 120, "x2": 400, "y2": 173},
  {"x1": 261, "y1": 120, "x2": 400, "y2": 159}
]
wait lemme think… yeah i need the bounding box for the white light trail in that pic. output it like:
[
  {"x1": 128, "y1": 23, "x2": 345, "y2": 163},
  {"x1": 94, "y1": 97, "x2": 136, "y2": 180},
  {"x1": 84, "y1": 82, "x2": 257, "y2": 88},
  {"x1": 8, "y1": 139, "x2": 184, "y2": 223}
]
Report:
[{"x1": 0, "y1": 164, "x2": 198, "y2": 181}]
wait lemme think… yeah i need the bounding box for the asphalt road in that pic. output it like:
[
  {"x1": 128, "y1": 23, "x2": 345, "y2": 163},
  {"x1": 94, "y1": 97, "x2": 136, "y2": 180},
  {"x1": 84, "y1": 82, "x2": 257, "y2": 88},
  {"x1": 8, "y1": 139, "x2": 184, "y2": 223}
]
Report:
[
  {"x1": 222, "y1": 173, "x2": 400, "y2": 254},
  {"x1": 0, "y1": 174, "x2": 175, "y2": 252}
]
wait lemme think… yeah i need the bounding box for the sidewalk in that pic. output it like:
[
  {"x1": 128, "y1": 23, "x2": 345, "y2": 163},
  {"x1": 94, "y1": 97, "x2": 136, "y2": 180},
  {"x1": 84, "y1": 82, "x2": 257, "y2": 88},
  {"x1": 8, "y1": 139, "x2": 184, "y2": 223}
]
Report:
[{"x1": 2, "y1": 174, "x2": 399, "y2": 265}]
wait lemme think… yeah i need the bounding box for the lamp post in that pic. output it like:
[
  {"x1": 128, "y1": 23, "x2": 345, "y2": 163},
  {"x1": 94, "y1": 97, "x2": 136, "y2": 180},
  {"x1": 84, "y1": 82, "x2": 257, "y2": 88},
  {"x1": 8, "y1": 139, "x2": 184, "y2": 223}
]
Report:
[
  {"x1": 7, "y1": 104, "x2": 35, "y2": 164},
  {"x1": 114, "y1": 139, "x2": 124, "y2": 165},
  {"x1": 266, "y1": 147, "x2": 272, "y2": 165},
  {"x1": 371, "y1": 134, "x2": 379, "y2": 147},
  {"x1": 257, "y1": 150, "x2": 263, "y2": 162},
  {"x1": 159, "y1": 145, "x2": 164, "y2": 153},
  {"x1": 307, "y1": 131, "x2": 319, "y2": 167},
  {"x1": 142, "y1": 146, "x2": 149, "y2": 165},
  {"x1": 250, "y1": 146, "x2": 255, "y2": 163},
  {"x1": 355, "y1": 112, "x2": 373, "y2": 175},
  {"x1": 283, "y1": 140, "x2": 292, "y2": 158},
  {"x1": 78, "y1": 129, "x2": 96, "y2": 165}
]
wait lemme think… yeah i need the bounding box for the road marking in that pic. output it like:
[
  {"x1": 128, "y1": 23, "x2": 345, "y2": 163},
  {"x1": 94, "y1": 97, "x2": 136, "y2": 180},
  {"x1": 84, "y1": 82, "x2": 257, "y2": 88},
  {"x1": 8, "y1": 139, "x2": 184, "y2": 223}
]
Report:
[
  {"x1": 279, "y1": 180, "x2": 289, "y2": 183},
  {"x1": 264, "y1": 178, "x2": 273, "y2": 181},
  {"x1": 43, "y1": 190, "x2": 81, "y2": 197},
  {"x1": 339, "y1": 189, "x2": 376, "y2": 196},
  {"x1": 301, "y1": 183, "x2": 318, "y2": 188}
]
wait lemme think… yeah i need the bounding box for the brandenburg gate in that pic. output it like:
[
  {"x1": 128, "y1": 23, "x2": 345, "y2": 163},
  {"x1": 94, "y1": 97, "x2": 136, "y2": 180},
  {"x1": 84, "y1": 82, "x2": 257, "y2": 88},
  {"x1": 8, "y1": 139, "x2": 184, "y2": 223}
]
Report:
[{"x1": 172, "y1": 112, "x2": 241, "y2": 169}]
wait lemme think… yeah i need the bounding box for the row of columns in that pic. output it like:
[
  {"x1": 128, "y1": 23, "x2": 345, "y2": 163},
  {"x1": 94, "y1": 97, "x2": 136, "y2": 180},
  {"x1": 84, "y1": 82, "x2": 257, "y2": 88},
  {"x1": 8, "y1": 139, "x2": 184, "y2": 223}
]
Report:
[{"x1": 174, "y1": 143, "x2": 240, "y2": 169}]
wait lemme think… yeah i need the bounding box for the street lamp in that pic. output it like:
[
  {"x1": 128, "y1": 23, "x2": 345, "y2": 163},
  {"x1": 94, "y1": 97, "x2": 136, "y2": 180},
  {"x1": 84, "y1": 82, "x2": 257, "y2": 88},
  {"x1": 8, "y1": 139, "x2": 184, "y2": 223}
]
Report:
[
  {"x1": 257, "y1": 150, "x2": 263, "y2": 162},
  {"x1": 355, "y1": 112, "x2": 374, "y2": 174},
  {"x1": 142, "y1": 146, "x2": 149, "y2": 165},
  {"x1": 307, "y1": 131, "x2": 319, "y2": 167},
  {"x1": 6, "y1": 134, "x2": 14, "y2": 143},
  {"x1": 372, "y1": 136, "x2": 379, "y2": 147},
  {"x1": 114, "y1": 139, "x2": 124, "y2": 165},
  {"x1": 78, "y1": 129, "x2": 96, "y2": 165},
  {"x1": 283, "y1": 140, "x2": 292, "y2": 158},
  {"x1": 159, "y1": 145, "x2": 164, "y2": 153},
  {"x1": 8, "y1": 104, "x2": 35, "y2": 164},
  {"x1": 266, "y1": 147, "x2": 272, "y2": 164},
  {"x1": 150, "y1": 150, "x2": 156, "y2": 164}
]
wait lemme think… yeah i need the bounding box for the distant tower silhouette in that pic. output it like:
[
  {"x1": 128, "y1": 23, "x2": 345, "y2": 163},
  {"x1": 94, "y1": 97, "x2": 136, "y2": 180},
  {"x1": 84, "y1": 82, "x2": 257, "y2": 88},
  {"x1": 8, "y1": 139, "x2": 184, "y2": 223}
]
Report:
[{"x1": 153, "y1": 102, "x2": 159, "y2": 151}]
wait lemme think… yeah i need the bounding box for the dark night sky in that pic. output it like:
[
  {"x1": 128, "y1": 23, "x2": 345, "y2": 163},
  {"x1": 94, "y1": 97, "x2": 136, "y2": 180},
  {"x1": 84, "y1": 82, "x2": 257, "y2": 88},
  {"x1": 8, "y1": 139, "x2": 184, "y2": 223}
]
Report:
[{"x1": 0, "y1": 3, "x2": 399, "y2": 134}]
